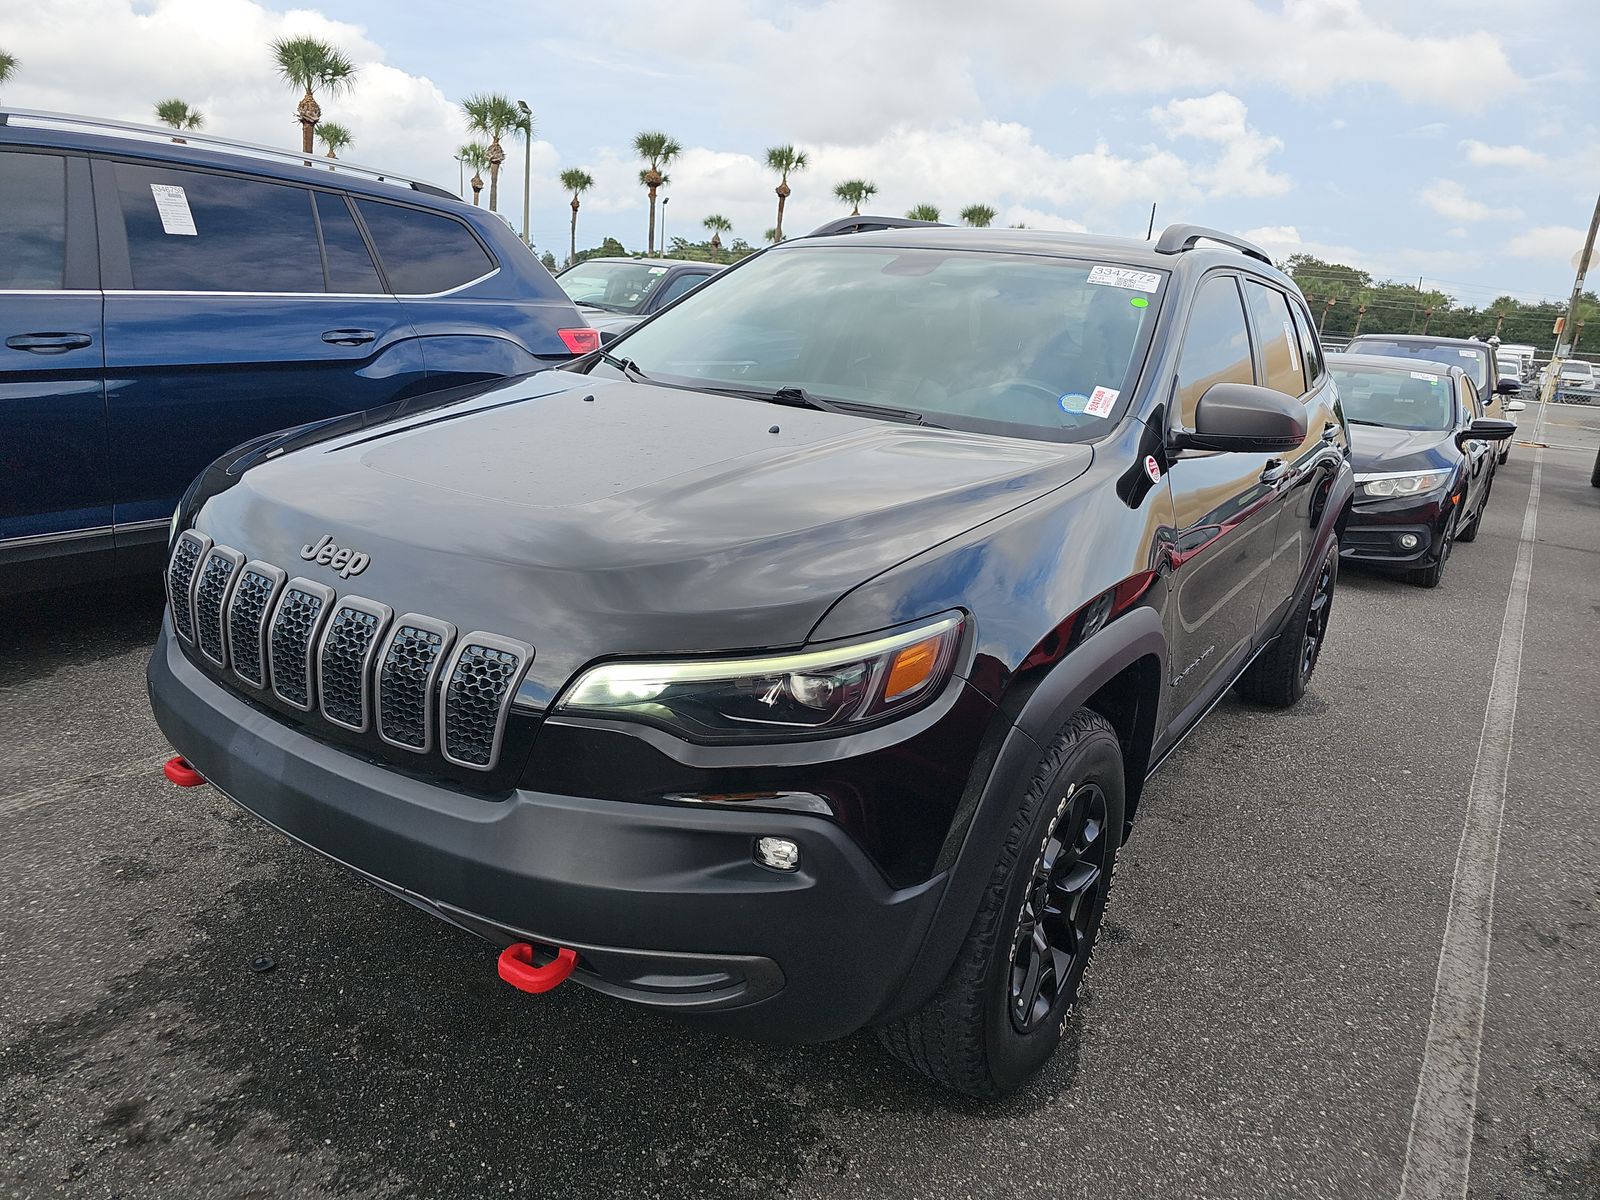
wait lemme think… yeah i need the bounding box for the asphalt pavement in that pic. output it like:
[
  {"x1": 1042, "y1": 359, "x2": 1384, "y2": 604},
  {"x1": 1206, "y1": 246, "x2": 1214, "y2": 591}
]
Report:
[{"x1": 2, "y1": 404, "x2": 1596, "y2": 1200}]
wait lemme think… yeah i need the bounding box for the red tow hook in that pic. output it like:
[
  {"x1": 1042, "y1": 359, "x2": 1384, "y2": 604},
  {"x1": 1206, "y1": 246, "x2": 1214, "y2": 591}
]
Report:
[
  {"x1": 497, "y1": 943, "x2": 578, "y2": 994},
  {"x1": 162, "y1": 756, "x2": 206, "y2": 788}
]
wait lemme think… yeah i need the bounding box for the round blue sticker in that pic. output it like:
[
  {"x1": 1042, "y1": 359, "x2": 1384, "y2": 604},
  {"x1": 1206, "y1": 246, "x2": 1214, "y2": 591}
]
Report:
[{"x1": 1060, "y1": 392, "x2": 1089, "y2": 414}]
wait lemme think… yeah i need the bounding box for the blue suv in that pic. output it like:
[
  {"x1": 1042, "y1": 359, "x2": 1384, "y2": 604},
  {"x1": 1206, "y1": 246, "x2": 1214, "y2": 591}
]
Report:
[{"x1": 0, "y1": 109, "x2": 595, "y2": 594}]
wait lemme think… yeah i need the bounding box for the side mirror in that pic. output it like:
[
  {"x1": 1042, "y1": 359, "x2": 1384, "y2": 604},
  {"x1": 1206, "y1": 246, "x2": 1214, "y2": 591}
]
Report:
[
  {"x1": 597, "y1": 328, "x2": 622, "y2": 347},
  {"x1": 1456, "y1": 418, "x2": 1516, "y2": 449},
  {"x1": 1495, "y1": 377, "x2": 1521, "y2": 394},
  {"x1": 1506, "y1": 399, "x2": 1526, "y2": 413},
  {"x1": 1173, "y1": 382, "x2": 1308, "y2": 454}
]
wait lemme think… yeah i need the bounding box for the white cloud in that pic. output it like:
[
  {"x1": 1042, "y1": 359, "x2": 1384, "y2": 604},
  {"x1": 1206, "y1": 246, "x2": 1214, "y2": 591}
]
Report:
[
  {"x1": 1504, "y1": 225, "x2": 1590, "y2": 262},
  {"x1": 1242, "y1": 225, "x2": 1483, "y2": 286},
  {"x1": 1419, "y1": 179, "x2": 1522, "y2": 223},
  {"x1": 1462, "y1": 140, "x2": 1549, "y2": 170},
  {"x1": 1152, "y1": 91, "x2": 1289, "y2": 197}
]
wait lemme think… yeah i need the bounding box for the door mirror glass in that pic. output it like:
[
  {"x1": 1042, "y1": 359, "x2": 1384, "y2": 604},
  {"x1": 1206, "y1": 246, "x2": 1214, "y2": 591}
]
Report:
[{"x1": 1174, "y1": 382, "x2": 1308, "y2": 454}]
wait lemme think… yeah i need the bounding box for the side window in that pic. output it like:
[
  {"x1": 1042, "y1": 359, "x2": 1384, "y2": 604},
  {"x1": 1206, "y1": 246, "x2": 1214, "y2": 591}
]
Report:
[
  {"x1": 0, "y1": 151, "x2": 67, "y2": 289},
  {"x1": 113, "y1": 162, "x2": 323, "y2": 292},
  {"x1": 1460, "y1": 378, "x2": 1482, "y2": 423},
  {"x1": 654, "y1": 271, "x2": 712, "y2": 307},
  {"x1": 1175, "y1": 275, "x2": 1254, "y2": 428},
  {"x1": 353, "y1": 200, "x2": 494, "y2": 294},
  {"x1": 1289, "y1": 302, "x2": 1325, "y2": 385},
  {"x1": 314, "y1": 193, "x2": 382, "y2": 293},
  {"x1": 1243, "y1": 280, "x2": 1306, "y2": 396}
]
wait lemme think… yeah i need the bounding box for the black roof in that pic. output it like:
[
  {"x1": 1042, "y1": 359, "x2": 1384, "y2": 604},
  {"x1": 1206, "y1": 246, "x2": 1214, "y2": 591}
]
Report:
[{"x1": 1326, "y1": 351, "x2": 1469, "y2": 377}]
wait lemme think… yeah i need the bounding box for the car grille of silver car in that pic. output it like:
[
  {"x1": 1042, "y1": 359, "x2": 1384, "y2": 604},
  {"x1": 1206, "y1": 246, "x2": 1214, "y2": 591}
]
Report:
[{"x1": 167, "y1": 531, "x2": 532, "y2": 772}]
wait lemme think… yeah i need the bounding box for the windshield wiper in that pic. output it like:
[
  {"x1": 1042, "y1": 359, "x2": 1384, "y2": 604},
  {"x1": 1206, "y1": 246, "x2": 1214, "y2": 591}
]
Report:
[
  {"x1": 598, "y1": 350, "x2": 650, "y2": 383},
  {"x1": 1346, "y1": 418, "x2": 1385, "y2": 426},
  {"x1": 708, "y1": 384, "x2": 930, "y2": 426}
]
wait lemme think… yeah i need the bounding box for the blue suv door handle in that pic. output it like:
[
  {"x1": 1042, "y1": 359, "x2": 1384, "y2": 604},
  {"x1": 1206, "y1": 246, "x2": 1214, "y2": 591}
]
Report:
[
  {"x1": 6, "y1": 332, "x2": 94, "y2": 354},
  {"x1": 321, "y1": 328, "x2": 378, "y2": 346}
]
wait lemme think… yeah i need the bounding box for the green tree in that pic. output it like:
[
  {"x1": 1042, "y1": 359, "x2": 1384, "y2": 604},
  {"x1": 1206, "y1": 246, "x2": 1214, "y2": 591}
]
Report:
[
  {"x1": 906, "y1": 203, "x2": 941, "y2": 222},
  {"x1": 462, "y1": 93, "x2": 521, "y2": 213},
  {"x1": 634, "y1": 131, "x2": 681, "y2": 254},
  {"x1": 833, "y1": 178, "x2": 876, "y2": 216},
  {"x1": 765, "y1": 144, "x2": 808, "y2": 242},
  {"x1": 459, "y1": 142, "x2": 490, "y2": 207},
  {"x1": 959, "y1": 204, "x2": 996, "y2": 227},
  {"x1": 764, "y1": 226, "x2": 779, "y2": 244},
  {"x1": 271, "y1": 35, "x2": 357, "y2": 157},
  {"x1": 702, "y1": 213, "x2": 732, "y2": 258},
  {"x1": 0, "y1": 49, "x2": 18, "y2": 91},
  {"x1": 559, "y1": 167, "x2": 594, "y2": 267},
  {"x1": 539, "y1": 250, "x2": 558, "y2": 273},
  {"x1": 154, "y1": 99, "x2": 204, "y2": 133},
  {"x1": 314, "y1": 121, "x2": 351, "y2": 159},
  {"x1": 573, "y1": 235, "x2": 628, "y2": 266}
]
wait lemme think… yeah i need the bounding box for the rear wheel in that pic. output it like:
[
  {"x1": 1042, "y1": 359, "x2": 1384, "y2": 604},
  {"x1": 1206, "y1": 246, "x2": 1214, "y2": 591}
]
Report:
[
  {"x1": 1235, "y1": 537, "x2": 1338, "y2": 708},
  {"x1": 875, "y1": 708, "x2": 1124, "y2": 1099}
]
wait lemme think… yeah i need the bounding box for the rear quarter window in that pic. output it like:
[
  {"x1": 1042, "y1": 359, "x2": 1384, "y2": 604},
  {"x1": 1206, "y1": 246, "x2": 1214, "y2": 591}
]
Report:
[{"x1": 354, "y1": 200, "x2": 495, "y2": 294}]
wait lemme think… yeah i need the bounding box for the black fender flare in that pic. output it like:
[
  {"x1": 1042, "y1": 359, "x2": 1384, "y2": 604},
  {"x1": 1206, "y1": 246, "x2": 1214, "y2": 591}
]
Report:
[{"x1": 877, "y1": 604, "x2": 1168, "y2": 1024}]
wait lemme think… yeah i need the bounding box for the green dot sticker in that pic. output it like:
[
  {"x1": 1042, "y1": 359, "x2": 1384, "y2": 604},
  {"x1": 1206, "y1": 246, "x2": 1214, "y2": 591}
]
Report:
[{"x1": 1130, "y1": 296, "x2": 1149, "y2": 309}]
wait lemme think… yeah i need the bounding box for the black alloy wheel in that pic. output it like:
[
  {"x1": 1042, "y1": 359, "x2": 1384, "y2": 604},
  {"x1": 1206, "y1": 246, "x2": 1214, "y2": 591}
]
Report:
[
  {"x1": 1008, "y1": 781, "x2": 1111, "y2": 1034},
  {"x1": 1300, "y1": 553, "x2": 1335, "y2": 683}
]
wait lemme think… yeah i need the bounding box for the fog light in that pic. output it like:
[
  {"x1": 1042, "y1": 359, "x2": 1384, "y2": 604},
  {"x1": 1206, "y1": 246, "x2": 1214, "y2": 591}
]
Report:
[
  {"x1": 755, "y1": 836, "x2": 801, "y2": 872},
  {"x1": 1399, "y1": 533, "x2": 1421, "y2": 550}
]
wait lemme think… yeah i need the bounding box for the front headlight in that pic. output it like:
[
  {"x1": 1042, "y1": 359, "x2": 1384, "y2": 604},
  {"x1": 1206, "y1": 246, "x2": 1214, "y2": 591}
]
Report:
[
  {"x1": 554, "y1": 614, "x2": 965, "y2": 742},
  {"x1": 1360, "y1": 471, "x2": 1450, "y2": 499}
]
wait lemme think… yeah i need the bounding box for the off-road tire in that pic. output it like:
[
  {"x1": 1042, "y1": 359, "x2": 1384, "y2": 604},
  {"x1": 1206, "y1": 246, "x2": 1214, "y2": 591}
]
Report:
[
  {"x1": 1235, "y1": 536, "x2": 1339, "y2": 708},
  {"x1": 875, "y1": 708, "x2": 1124, "y2": 1100}
]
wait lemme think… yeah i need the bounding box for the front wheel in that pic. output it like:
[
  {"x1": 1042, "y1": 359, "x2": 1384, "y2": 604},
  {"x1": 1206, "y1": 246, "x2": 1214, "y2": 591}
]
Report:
[
  {"x1": 875, "y1": 708, "x2": 1124, "y2": 1099},
  {"x1": 1408, "y1": 509, "x2": 1458, "y2": 587},
  {"x1": 1235, "y1": 536, "x2": 1338, "y2": 708}
]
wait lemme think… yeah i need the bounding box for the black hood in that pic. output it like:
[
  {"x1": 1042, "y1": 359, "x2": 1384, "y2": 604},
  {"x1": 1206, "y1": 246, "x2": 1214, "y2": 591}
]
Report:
[
  {"x1": 193, "y1": 371, "x2": 1090, "y2": 701},
  {"x1": 1348, "y1": 423, "x2": 1455, "y2": 475}
]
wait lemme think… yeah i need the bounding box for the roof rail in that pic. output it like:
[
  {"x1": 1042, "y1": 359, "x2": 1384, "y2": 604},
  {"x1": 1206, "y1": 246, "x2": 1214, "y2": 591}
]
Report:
[
  {"x1": 0, "y1": 108, "x2": 455, "y2": 199},
  {"x1": 804, "y1": 214, "x2": 948, "y2": 238},
  {"x1": 1152, "y1": 223, "x2": 1272, "y2": 265}
]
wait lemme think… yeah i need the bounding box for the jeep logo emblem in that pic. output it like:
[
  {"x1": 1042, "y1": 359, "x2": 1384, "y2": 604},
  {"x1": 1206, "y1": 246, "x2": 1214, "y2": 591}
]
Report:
[{"x1": 299, "y1": 534, "x2": 370, "y2": 579}]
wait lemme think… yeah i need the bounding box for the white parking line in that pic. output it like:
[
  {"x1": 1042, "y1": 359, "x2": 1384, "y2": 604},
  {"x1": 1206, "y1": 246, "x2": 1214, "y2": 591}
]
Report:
[{"x1": 1398, "y1": 445, "x2": 1544, "y2": 1200}]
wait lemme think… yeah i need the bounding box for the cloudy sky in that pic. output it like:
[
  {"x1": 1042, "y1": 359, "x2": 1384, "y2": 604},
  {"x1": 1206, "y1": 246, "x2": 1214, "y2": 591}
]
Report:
[{"x1": 2, "y1": 0, "x2": 1597, "y2": 305}]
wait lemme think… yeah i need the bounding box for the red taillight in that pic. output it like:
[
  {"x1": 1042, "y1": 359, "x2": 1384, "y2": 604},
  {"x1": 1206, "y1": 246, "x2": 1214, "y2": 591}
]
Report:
[{"x1": 558, "y1": 327, "x2": 600, "y2": 355}]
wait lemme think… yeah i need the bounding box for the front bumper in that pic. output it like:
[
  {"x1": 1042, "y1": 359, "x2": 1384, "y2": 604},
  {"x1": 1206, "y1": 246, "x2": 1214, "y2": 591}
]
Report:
[
  {"x1": 148, "y1": 622, "x2": 949, "y2": 1042},
  {"x1": 1340, "y1": 493, "x2": 1452, "y2": 566}
]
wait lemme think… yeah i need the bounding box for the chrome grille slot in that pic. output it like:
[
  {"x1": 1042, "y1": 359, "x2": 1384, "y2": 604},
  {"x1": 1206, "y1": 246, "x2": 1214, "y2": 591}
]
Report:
[
  {"x1": 439, "y1": 633, "x2": 533, "y2": 771},
  {"x1": 267, "y1": 578, "x2": 335, "y2": 712},
  {"x1": 192, "y1": 545, "x2": 244, "y2": 668},
  {"x1": 316, "y1": 597, "x2": 392, "y2": 732},
  {"x1": 376, "y1": 615, "x2": 455, "y2": 754},
  {"x1": 226, "y1": 561, "x2": 286, "y2": 689},
  {"x1": 166, "y1": 531, "x2": 211, "y2": 643}
]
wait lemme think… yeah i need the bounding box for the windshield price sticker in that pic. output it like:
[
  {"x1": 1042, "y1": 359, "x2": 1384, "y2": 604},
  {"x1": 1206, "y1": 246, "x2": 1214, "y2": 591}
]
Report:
[
  {"x1": 150, "y1": 184, "x2": 197, "y2": 236},
  {"x1": 1087, "y1": 265, "x2": 1161, "y2": 292},
  {"x1": 1410, "y1": 371, "x2": 1441, "y2": 383},
  {"x1": 1084, "y1": 386, "x2": 1119, "y2": 418},
  {"x1": 1458, "y1": 349, "x2": 1477, "y2": 357},
  {"x1": 647, "y1": 266, "x2": 668, "y2": 274}
]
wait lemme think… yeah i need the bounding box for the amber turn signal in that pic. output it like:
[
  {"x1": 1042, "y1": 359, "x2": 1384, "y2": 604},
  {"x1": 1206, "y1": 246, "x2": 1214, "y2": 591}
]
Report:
[{"x1": 883, "y1": 635, "x2": 942, "y2": 703}]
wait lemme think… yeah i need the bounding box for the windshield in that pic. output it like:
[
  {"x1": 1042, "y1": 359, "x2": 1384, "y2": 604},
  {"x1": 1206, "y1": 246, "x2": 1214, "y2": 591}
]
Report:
[
  {"x1": 556, "y1": 261, "x2": 670, "y2": 313},
  {"x1": 1559, "y1": 362, "x2": 1593, "y2": 378},
  {"x1": 599, "y1": 245, "x2": 1165, "y2": 441},
  {"x1": 1351, "y1": 337, "x2": 1489, "y2": 391},
  {"x1": 1331, "y1": 365, "x2": 1455, "y2": 432}
]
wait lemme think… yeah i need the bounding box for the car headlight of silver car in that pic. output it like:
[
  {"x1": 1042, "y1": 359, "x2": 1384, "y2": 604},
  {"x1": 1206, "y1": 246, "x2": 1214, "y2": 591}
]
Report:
[
  {"x1": 554, "y1": 614, "x2": 965, "y2": 741},
  {"x1": 1360, "y1": 471, "x2": 1450, "y2": 499}
]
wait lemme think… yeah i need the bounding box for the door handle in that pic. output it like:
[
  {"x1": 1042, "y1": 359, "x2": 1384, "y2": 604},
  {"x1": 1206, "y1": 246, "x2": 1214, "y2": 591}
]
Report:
[
  {"x1": 6, "y1": 332, "x2": 93, "y2": 354},
  {"x1": 321, "y1": 328, "x2": 377, "y2": 346},
  {"x1": 1321, "y1": 422, "x2": 1339, "y2": 442},
  {"x1": 1260, "y1": 459, "x2": 1290, "y2": 485}
]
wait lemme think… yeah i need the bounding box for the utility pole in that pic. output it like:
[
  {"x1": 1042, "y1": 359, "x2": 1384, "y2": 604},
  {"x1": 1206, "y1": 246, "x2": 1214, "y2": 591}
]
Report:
[
  {"x1": 660, "y1": 196, "x2": 669, "y2": 255},
  {"x1": 516, "y1": 100, "x2": 533, "y2": 246},
  {"x1": 1318, "y1": 296, "x2": 1336, "y2": 335},
  {"x1": 1409, "y1": 275, "x2": 1424, "y2": 332},
  {"x1": 1353, "y1": 303, "x2": 1367, "y2": 337},
  {"x1": 1422, "y1": 306, "x2": 1435, "y2": 334},
  {"x1": 1555, "y1": 191, "x2": 1600, "y2": 359},
  {"x1": 1493, "y1": 309, "x2": 1506, "y2": 337}
]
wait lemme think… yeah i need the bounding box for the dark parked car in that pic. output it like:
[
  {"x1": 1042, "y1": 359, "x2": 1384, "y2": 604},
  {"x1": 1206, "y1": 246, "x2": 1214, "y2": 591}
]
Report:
[
  {"x1": 1328, "y1": 353, "x2": 1514, "y2": 587},
  {"x1": 150, "y1": 223, "x2": 1353, "y2": 1098},
  {"x1": 1345, "y1": 332, "x2": 1520, "y2": 419},
  {"x1": 555, "y1": 256, "x2": 720, "y2": 340},
  {"x1": 0, "y1": 109, "x2": 594, "y2": 595}
]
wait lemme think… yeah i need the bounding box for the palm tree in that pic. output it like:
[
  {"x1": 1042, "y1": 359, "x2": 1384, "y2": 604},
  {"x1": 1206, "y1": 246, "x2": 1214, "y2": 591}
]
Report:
[
  {"x1": 154, "y1": 99, "x2": 204, "y2": 135},
  {"x1": 832, "y1": 179, "x2": 877, "y2": 216},
  {"x1": 271, "y1": 35, "x2": 357, "y2": 157},
  {"x1": 560, "y1": 168, "x2": 594, "y2": 267},
  {"x1": 462, "y1": 93, "x2": 521, "y2": 213},
  {"x1": 633, "y1": 131, "x2": 681, "y2": 254},
  {"x1": 0, "y1": 50, "x2": 17, "y2": 94},
  {"x1": 315, "y1": 121, "x2": 352, "y2": 160},
  {"x1": 960, "y1": 204, "x2": 997, "y2": 228},
  {"x1": 459, "y1": 142, "x2": 491, "y2": 207},
  {"x1": 765, "y1": 144, "x2": 808, "y2": 242},
  {"x1": 906, "y1": 204, "x2": 942, "y2": 222},
  {"x1": 764, "y1": 227, "x2": 779, "y2": 244},
  {"x1": 703, "y1": 214, "x2": 732, "y2": 259}
]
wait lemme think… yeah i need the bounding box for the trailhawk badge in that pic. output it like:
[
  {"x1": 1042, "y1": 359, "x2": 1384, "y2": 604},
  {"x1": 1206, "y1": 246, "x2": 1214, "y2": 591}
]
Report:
[{"x1": 300, "y1": 534, "x2": 371, "y2": 579}]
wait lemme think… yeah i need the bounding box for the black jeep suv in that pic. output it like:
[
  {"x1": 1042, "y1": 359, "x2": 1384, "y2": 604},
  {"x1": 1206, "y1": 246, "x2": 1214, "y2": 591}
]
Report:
[{"x1": 149, "y1": 223, "x2": 1352, "y2": 1098}]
